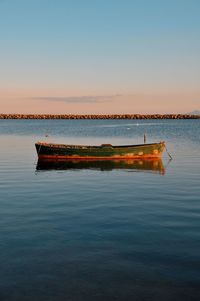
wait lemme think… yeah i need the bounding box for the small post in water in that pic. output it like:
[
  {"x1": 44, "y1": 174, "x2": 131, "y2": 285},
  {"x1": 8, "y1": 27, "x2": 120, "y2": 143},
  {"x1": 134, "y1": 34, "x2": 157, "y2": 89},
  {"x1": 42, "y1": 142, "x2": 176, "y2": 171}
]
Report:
[{"x1": 144, "y1": 133, "x2": 147, "y2": 144}]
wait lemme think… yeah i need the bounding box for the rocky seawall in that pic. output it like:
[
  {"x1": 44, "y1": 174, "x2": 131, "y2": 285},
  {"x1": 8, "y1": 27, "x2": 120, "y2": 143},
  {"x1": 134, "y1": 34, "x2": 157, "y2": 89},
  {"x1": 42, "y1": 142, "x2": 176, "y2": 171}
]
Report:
[{"x1": 0, "y1": 114, "x2": 199, "y2": 119}]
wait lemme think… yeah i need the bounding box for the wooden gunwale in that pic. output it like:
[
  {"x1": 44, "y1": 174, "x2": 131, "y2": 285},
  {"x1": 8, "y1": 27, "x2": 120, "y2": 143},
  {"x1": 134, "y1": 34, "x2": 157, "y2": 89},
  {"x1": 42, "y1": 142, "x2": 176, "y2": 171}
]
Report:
[{"x1": 36, "y1": 141, "x2": 165, "y2": 149}]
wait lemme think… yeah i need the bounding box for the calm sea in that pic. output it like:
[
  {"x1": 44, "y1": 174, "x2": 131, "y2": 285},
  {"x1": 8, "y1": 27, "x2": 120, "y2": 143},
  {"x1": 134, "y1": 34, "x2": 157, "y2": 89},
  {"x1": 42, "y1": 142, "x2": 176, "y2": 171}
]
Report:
[{"x1": 0, "y1": 119, "x2": 200, "y2": 301}]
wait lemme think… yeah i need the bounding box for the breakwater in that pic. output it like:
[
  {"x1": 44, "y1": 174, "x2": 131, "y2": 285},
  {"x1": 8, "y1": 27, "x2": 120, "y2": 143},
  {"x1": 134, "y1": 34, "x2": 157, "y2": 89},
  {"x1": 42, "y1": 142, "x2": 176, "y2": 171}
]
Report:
[{"x1": 0, "y1": 114, "x2": 199, "y2": 119}]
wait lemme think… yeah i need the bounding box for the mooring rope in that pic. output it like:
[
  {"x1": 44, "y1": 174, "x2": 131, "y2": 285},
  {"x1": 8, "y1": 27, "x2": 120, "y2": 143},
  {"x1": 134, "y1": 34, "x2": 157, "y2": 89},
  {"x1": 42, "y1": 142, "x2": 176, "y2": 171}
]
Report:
[{"x1": 164, "y1": 144, "x2": 173, "y2": 160}]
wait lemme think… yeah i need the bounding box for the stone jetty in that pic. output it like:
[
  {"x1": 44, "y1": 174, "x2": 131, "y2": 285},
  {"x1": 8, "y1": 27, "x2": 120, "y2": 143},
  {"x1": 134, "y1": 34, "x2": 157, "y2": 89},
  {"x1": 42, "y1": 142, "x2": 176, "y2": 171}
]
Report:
[{"x1": 0, "y1": 114, "x2": 199, "y2": 119}]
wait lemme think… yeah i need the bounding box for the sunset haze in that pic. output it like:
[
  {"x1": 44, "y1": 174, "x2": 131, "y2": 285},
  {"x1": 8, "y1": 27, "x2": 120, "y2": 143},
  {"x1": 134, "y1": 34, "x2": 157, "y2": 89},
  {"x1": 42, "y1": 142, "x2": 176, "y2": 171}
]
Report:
[{"x1": 0, "y1": 0, "x2": 200, "y2": 114}]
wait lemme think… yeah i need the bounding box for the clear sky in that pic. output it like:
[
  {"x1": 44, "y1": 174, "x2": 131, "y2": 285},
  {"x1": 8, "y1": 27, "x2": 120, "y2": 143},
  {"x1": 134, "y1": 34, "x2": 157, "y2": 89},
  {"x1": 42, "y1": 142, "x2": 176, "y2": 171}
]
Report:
[{"x1": 0, "y1": 0, "x2": 200, "y2": 114}]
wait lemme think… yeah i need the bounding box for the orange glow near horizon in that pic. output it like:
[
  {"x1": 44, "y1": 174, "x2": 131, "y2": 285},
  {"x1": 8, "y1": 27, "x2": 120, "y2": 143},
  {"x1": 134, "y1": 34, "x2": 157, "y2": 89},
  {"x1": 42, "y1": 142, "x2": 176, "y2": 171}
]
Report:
[{"x1": 0, "y1": 91, "x2": 199, "y2": 114}]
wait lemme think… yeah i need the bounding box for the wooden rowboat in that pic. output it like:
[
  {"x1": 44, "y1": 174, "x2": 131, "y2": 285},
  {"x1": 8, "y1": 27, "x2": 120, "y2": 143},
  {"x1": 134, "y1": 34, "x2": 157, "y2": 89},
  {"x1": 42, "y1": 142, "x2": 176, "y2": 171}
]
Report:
[{"x1": 35, "y1": 141, "x2": 166, "y2": 160}]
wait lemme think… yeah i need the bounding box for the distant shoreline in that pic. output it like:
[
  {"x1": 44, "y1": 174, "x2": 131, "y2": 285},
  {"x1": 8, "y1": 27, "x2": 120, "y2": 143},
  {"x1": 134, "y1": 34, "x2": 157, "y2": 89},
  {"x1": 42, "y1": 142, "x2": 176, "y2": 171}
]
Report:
[{"x1": 0, "y1": 114, "x2": 199, "y2": 119}]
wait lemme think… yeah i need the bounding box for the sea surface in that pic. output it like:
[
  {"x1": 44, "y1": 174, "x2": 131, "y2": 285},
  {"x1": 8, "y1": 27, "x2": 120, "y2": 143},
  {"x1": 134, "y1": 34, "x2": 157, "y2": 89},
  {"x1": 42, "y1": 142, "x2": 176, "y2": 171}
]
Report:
[{"x1": 0, "y1": 119, "x2": 200, "y2": 301}]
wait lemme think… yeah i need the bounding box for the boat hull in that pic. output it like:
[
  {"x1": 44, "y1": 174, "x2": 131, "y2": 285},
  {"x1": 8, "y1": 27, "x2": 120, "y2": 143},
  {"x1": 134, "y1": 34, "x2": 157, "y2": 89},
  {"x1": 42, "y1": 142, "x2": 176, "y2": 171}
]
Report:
[{"x1": 35, "y1": 141, "x2": 165, "y2": 160}]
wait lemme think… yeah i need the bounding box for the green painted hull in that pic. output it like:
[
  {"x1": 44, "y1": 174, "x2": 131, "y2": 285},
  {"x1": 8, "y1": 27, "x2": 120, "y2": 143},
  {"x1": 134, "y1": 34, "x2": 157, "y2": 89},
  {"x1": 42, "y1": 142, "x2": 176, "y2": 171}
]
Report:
[{"x1": 35, "y1": 141, "x2": 165, "y2": 160}]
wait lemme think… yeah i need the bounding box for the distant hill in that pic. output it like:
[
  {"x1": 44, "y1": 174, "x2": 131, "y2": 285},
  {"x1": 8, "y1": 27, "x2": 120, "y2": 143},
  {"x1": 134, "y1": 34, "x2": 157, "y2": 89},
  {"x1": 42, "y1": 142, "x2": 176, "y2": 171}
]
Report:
[{"x1": 188, "y1": 110, "x2": 200, "y2": 115}]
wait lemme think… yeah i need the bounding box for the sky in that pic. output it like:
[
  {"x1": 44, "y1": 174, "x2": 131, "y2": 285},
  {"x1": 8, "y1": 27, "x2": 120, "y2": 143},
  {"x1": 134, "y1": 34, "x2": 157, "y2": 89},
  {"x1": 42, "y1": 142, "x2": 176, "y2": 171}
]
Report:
[{"x1": 0, "y1": 0, "x2": 200, "y2": 114}]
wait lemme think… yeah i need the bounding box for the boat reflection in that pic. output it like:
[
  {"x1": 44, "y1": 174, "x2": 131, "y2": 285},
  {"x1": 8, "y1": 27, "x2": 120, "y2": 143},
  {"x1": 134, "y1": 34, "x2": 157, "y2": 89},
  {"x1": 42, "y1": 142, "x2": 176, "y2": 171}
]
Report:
[{"x1": 36, "y1": 158, "x2": 165, "y2": 175}]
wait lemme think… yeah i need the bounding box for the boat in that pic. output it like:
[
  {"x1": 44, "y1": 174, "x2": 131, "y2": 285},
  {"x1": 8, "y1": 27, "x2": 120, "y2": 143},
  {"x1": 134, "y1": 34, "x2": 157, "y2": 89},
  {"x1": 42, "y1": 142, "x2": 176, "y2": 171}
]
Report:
[
  {"x1": 36, "y1": 158, "x2": 165, "y2": 175},
  {"x1": 35, "y1": 141, "x2": 166, "y2": 160}
]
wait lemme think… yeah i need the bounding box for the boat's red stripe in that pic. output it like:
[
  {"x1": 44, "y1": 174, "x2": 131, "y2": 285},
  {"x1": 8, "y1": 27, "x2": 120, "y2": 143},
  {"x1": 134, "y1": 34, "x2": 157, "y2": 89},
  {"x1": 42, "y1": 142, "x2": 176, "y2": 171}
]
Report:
[{"x1": 38, "y1": 154, "x2": 162, "y2": 160}]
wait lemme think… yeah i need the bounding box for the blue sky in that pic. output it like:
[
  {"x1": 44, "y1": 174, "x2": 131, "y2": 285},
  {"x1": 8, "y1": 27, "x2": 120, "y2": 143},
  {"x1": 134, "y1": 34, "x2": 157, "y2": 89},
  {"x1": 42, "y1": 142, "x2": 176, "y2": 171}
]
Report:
[{"x1": 0, "y1": 0, "x2": 200, "y2": 113}]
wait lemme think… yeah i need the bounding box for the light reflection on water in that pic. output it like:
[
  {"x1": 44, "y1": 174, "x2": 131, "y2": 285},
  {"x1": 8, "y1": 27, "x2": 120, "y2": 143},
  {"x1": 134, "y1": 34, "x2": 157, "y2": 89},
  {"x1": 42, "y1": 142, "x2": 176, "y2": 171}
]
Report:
[
  {"x1": 36, "y1": 158, "x2": 166, "y2": 175},
  {"x1": 0, "y1": 119, "x2": 200, "y2": 301}
]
